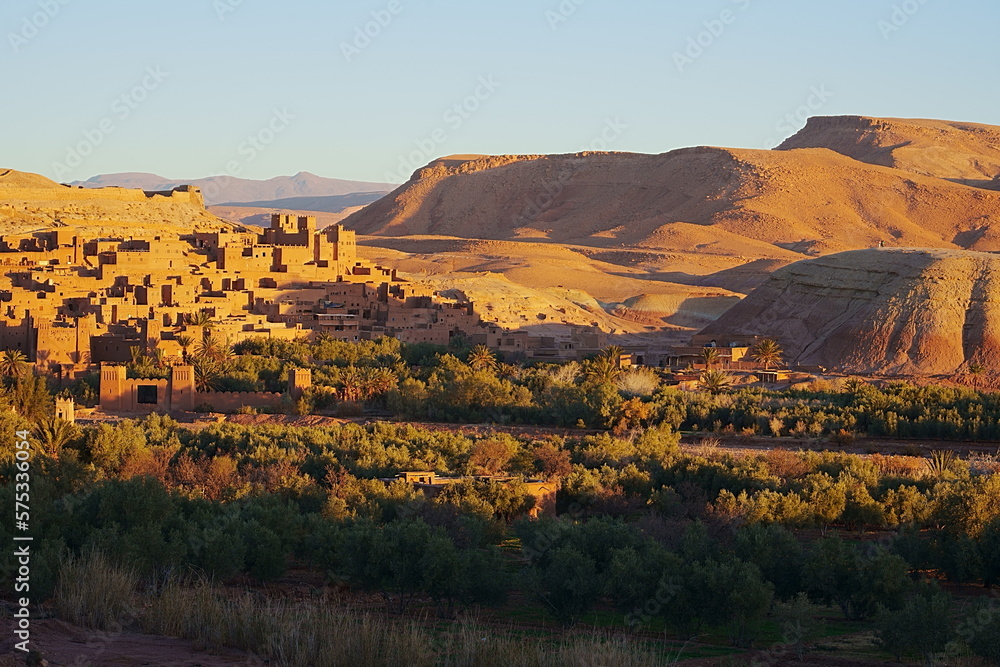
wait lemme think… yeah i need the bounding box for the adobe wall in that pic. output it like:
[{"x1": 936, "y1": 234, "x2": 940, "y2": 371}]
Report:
[
  {"x1": 104, "y1": 376, "x2": 170, "y2": 413},
  {"x1": 194, "y1": 391, "x2": 284, "y2": 412},
  {"x1": 0, "y1": 321, "x2": 33, "y2": 354},
  {"x1": 4, "y1": 185, "x2": 204, "y2": 207}
]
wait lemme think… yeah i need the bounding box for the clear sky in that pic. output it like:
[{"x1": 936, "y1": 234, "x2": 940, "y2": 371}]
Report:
[{"x1": 2, "y1": 0, "x2": 996, "y2": 184}]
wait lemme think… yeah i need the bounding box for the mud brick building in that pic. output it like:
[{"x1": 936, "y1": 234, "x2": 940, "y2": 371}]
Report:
[
  {"x1": 0, "y1": 205, "x2": 495, "y2": 387},
  {"x1": 99, "y1": 364, "x2": 311, "y2": 414}
]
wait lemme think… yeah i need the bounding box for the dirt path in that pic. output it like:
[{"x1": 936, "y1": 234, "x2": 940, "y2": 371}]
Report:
[{"x1": 0, "y1": 618, "x2": 261, "y2": 666}]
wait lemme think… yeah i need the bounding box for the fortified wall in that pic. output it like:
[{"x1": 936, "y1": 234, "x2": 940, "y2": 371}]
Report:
[
  {"x1": 0, "y1": 184, "x2": 204, "y2": 207},
  {"x1": 99, "y1": 364, "x2": 310, "y2": 414}
]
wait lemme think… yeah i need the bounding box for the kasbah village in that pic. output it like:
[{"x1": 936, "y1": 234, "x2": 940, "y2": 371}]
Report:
[{"x1": 0, "y1": 182, "x2": 789, "y2": 515}]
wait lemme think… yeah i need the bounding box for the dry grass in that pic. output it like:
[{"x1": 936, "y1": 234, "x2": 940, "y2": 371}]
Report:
[
  {"x1": 53, "y1": 551, "x2": 138, "y2": 631},
  {"x1": 140, "y1": 581, "x2": 433, "y2": 666},
  {"x1": 868, "y1": 453, "x2": 926, "y2": 479},
  {"x1": 616, "y1": 368, "x2": 661, "y2": 397},
  {"x1": 53, "y1": 558, "x2": 676, "y2": 667},
  {"x1": 968, "y1": 452, "x2": 1000, "y2": 476},
  {"x1": 690, "y1": 437, "x2": 723, "y2": 460},
  {"x1": 763, "y1": 448, "x2": 810, "y2": 480}
]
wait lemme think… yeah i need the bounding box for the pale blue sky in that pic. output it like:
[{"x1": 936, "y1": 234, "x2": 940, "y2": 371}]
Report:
[{"x1": 2, "y1": 0, "x2": 996, "y2": 184}]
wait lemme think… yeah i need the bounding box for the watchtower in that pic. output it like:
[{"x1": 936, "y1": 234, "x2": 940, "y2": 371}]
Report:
[
  {"x1": 99, "y1": 364, "x2": 127, "y2": 411},
  {"x1": 288, "y1": 368, "x2": 312, "y2": 399},
  {"x1": 170, "y1": 365, "x2": 196, "y2": 411},
  {"x1": 55, "y1": 397, "x2": 75, "y2": 424}
]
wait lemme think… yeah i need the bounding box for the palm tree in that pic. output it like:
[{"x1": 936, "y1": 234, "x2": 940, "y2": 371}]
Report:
[
  {"x1": 192, "y1": 356, "x2": 224, "y2": 392},
  {"x1": 186, "y1": 310, "x2": 216, "y2": 339},
  {"x1": 927, "y1": 450, "x2": 957, "y2": 478},
  {"x1": 195, "y1": 334, "x2": 231, "y2": 363},
  {"x1": 752, "y1": 339, "x2": 783, "y2": 371},
  {"x1": 32, "y1": 416, "x2": 80, "y2": 459},
  {"x1": 968, "y1": 362, "x2": 986, "y2": 392},
  {"x1": 360, "y1": 366, "x2": 398, "y2": 400},
  {"x1": 601, "y1": 345, "x2": 627, "y2": 367},
  {"x1": 701, "y1": 347, "x2": 722, "y2": 370},
  {"x1": 467, "y1": 345, "x2": 498, "y2": 371},
  {"x1": 496, "y1": 362, "x2": 521, "y2": 381},
  {"x1": 0, "y1": 349, "x2": 29, "y2": 379},
  {"x1": 843, "y1": 377, "x2": 867, "y2": 394},
  {"x1": 129, "y1": 345, "x2": 144, "y2": 364},
  {"x1": 176, "y1": 335, "x2": 195, "y2": 362},
  {"x1": 698, "y1": 369, "x2": 733, "y2": 395},
  {"x1": 585, "y1": 355, "x2": 622, "y2": 385},
  {"x1": 337, "y1": 366, "x2": 364, "y2": 402}
]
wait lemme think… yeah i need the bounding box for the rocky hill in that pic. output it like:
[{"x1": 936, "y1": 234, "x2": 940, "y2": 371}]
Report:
[
  {"x1": 0, "y1": 168, "x2": 235, "y2": 236},
  {"x1": 779, "y1": 116, "x2": 1000, "y2": 189},
  {"x1": 344, "y1": 145, "x2": 1000, "y2": 255},
  {"x1": 701, "y1": 248, "x2": 1000, "y2": 376},
  {"x1": 337, "y1": 116, "x2": 1000, "y2": 353}
]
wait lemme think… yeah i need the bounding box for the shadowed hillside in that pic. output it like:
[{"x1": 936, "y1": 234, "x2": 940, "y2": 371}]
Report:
[{"x1": 702, "y1": 248, "x2": 1000, "y2": 375}]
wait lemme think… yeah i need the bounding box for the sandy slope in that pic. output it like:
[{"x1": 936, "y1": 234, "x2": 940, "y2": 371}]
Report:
[
  {"x1": 342, "y1": 144, "x2": 1000, "y2": 254},
  {"x1": 357, "y1": 237, "x2": 745, "y2": 333}
]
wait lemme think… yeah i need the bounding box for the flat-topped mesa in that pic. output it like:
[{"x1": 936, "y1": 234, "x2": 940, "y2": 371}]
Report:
[
  {"x1": 343, "y1": 139, "x2": 1000, "y2": 252},
  {"x1": 701, "y1": 248, "x2": 1000, "y2": 376},
  {"x1": 778, "y1": 115, "x2": 1000, "y2": 187}
]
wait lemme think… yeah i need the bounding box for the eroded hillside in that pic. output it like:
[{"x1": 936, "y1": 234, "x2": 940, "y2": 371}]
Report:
[{"x1": 702, "y1": 248, "x2": 1000, "y2": 376}]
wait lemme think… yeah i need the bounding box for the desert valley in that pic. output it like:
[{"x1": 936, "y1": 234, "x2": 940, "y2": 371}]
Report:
[
  {"x1": 4, "y1": 112, "x2": 1000, "y2": 666},
  {"x1": 13, "y1": 115, "x2": 1000, "y2": 376}
]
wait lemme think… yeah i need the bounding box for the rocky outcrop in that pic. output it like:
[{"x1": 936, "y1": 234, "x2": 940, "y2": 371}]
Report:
[
  {"x1": 778, "y1": 116, "x2": 1000, "y2": 189},
  {"x1": 701, "y1": 248, "x2": 1000, "y2": 375}
]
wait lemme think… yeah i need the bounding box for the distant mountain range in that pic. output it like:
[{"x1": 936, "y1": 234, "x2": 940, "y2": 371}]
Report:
[
  {"x1": 69, "y1": 171, "x2": 393, "y2": 207},
  {"x1": 218, "y1": 191, "x2": 388, "y2": 212}
]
